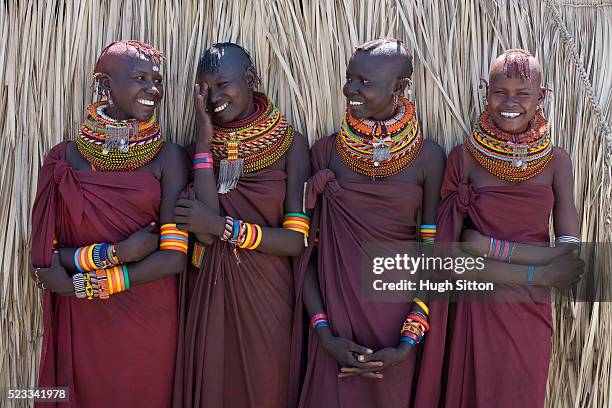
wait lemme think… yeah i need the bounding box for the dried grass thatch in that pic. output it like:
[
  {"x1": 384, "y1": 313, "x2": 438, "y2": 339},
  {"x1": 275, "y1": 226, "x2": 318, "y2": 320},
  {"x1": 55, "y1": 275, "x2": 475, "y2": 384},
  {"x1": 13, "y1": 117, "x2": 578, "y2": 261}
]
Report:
[{"x1": 1, "y1": 1, "x2": 610, "y2": 407}]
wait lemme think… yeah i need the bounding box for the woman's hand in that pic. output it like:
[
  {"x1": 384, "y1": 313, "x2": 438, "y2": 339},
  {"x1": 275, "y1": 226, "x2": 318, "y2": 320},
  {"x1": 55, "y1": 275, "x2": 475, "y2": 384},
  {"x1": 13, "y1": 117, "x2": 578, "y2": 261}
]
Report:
[
  {"x1": 315, "y1": 327, "x2": 382, "y2": 377},
  {"x1": 194, "y1": 83, "x2": 214, "y2": 149},
  {"x1": 339, "y1": 342, "x2": 414, "y2": 379},
  {"x1": 534, "y1": 254, "x2": 584, "y2": 288},
  {"x1": 174, "y1": 199, "x2": 225, "y2": 237},
  {"x1": 33, "y1": 251, "x2": 74, "y2": 295},
  {"x1": 115, "y1": 222, "x2": 159, "y2": 263}
]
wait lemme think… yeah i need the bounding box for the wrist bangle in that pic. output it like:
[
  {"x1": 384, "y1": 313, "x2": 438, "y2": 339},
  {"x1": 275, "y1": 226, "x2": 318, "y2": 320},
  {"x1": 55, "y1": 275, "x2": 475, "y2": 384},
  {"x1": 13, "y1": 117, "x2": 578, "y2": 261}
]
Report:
[
  {"x1": 527, "y1": 265, "x2": 535, "y2": 285},
  {"x1": 311, "y1": 313, "x2": 329, "y2": 329}
]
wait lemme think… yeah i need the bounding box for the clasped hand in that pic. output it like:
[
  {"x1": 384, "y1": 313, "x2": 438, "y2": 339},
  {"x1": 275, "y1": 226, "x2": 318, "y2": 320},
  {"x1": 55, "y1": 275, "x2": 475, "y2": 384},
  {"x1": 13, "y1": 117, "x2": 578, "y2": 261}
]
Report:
[{"x1": 318, "y1": 329, "x2": 413, "y2": 380}]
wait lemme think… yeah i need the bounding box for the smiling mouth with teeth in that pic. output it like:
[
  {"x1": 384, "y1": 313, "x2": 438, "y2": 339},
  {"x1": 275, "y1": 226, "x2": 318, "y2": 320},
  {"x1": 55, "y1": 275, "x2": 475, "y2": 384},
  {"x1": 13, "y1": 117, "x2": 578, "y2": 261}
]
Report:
[
  {"x1": 500, "y1": 112, "x2": 521, "y2": 119},
  {"x1": 214, "y1": 102, "x2": 229, "y2": 113},
  {"x1": 137, "y1": 99, "x2": 155, "y2": 107},
  {"x1": 349, "y1": 100, "x2": 364, "y2": 106}
]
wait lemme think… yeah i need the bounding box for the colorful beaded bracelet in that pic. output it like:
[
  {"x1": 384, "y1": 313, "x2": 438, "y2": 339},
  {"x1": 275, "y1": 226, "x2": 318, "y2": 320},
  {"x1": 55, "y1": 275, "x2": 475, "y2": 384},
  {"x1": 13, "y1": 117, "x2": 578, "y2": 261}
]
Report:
[
  {"x1": 160, "y1": 223, "x2": 189, "y2": 254},
  {"x1": 419, "y1": 224, "x2": 436, "y2": 244}
]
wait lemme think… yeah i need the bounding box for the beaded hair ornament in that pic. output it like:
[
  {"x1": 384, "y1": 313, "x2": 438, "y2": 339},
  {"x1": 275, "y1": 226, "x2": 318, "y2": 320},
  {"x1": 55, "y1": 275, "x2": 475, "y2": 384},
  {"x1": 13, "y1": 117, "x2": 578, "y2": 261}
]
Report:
[{"x1": 467, "y1": 49, "x2": 553, "y2": 182}]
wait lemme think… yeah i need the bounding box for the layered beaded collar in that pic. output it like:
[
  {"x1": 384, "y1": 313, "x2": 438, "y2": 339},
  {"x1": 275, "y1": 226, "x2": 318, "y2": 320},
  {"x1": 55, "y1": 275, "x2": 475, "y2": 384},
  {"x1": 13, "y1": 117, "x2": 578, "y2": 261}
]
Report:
[
  {"x1": 336, "y1": 96, "x2": 423, "y2": 179},
  {"x1": 76, "y1": 101, "x2": 163, "y2": 171},
  {"x1": 465, "y1": 110, "x2": 552, "y2": 182},
  {"x1": 210, "y1": 92, "x2": 294, "y2": 193}
]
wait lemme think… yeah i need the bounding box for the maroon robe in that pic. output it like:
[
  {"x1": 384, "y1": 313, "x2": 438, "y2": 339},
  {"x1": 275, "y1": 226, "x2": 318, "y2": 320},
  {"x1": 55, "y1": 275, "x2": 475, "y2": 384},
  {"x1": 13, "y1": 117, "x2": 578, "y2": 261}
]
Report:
[
  {"x1": 30, "y1": 142, "x2": 178, "y2": 408},
  {"x1": 296, "y1": 135, "x2": 427, "y2": 408},
  {"x1": 173, "y1": 168, "x2": 294, "y2": 408},
  {"x1": 438, "y1": 145, "x2": 554, "y2": 408}
]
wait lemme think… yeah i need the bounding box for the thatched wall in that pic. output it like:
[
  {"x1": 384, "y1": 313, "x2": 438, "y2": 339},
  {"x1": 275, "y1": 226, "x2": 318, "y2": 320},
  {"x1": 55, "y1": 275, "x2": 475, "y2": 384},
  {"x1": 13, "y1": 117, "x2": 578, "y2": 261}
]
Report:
[{"x1": 1, "y1": 1, "x2": 611, "y2": 407}]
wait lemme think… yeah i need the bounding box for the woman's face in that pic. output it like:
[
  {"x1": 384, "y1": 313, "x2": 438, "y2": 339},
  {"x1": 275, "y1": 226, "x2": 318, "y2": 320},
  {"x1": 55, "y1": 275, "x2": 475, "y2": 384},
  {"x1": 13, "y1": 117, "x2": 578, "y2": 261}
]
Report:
[
  {"x1": 103, "y1": 55, "x2": 164, "y2": 121},
  {"x1": 200, "y1": 64, "x2": 255, "y2": 123},
  {"x1": 486, "y1": 72, "x2": 544, "y2": 134},
  {"x1": 343, "y1": 52, "x2": 399, "y2": 121}
]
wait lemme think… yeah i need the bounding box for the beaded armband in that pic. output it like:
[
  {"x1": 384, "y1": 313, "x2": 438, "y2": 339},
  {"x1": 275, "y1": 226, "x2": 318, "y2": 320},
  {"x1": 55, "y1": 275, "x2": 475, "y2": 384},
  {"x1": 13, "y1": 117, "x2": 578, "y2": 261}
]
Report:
[
  {"x1": 283, "y1": 212, "x2": 310, "y2": 247},
  {"x1": 160, "y1": 224, "x2": 189, "y2": 254},
  {"x1": 74, "y1": 243, "x2": 118, "y2": 272},
  {"x1": 487, "y1": 237, "x2": 515, "y2": 263},
  {"x1": 419, "y1": 224, "x2": 436, "y2": 244},
  {"x1": 400, "y1": 297, "x2": 430, "y2": 346},
  {"x1": 311, "y1": 313, "x2": 329, "y2": 330}
]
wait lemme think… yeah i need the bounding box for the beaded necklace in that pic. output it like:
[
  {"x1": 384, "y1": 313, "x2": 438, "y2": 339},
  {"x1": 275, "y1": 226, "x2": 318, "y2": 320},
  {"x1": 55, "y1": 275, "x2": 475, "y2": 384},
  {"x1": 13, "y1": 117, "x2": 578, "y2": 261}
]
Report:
[
  {"x1": 465, "y1": 111, "x2": 552, "y2": 182},
  {"x1": 76, "y1": 101, "x2": 163, "y2": 172},
  {"x1": 211, "y1": 92, "x2": 294, "y2": 193},
  {"x1": 335, "y1": 96, "x2": 423, "y2": 178},
  {"x1": 466, "y1": 110, "x2": 552, "y2": 182}
]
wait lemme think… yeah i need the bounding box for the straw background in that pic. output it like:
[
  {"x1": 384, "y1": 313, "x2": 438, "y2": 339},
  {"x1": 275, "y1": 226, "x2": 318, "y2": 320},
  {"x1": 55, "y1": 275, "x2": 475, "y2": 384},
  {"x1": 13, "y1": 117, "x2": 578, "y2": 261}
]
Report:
[{"x1": 1, "y1": 0, "x2": 611, "y2": 407}]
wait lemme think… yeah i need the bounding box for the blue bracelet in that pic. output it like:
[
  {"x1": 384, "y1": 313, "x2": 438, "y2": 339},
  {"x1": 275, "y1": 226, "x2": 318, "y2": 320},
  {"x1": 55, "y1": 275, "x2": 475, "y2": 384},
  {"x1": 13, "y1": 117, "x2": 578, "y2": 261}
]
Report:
[{"x1": 527, "y1": 265, "x2": 535, "y2": 285}]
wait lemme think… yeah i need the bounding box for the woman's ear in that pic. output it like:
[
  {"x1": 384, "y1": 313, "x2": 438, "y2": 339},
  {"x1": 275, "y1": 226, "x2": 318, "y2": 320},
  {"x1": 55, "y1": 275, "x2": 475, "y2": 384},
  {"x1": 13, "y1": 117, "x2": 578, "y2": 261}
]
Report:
[
  {"x1": 95, "y1": 72, "x2": 112, "y2": 98},
  {"x1": 244, "y1": 66, "x2": 260, "y2": 90},
  {"x1": 394, "y1": 77, "x2": 411, "y2": 95}
]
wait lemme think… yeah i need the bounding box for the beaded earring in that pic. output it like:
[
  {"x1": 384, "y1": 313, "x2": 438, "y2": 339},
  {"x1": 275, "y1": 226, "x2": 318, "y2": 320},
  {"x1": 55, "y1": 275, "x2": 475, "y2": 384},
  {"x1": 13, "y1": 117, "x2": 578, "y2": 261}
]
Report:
[
  {"x1": 479, "y1": 78, "x2": 489, "y2": 109},
  {"x1": 104, "y1": 89, "x2": 114, "y2": 107},
  {"x1": 406, "y1": 78, "x2": 413, "y2": 98}
]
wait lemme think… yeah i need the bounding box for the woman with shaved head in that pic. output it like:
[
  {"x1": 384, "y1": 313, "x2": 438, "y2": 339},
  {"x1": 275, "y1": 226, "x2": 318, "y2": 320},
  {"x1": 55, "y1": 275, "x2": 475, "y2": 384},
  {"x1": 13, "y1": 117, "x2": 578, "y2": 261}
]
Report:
[
  {"x1": 30, "y1": 40, "x2": 189, "y2": 407},
  {"x1": 437, "y1": 49, "x2": 583, "y2": 407},
  {"x1": 295, "y1": 38, "x2": 446, "y2": 408}
]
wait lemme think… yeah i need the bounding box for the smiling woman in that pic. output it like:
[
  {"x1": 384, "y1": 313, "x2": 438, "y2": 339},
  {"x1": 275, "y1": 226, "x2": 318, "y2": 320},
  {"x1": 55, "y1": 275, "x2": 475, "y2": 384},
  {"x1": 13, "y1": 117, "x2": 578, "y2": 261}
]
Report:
[
  {"x1": 437, "y1": 49, "x2": 582, "y2": 408},
  {"x1": 172, "y1": 42, "x2": 311, "y2": 408},
  {"x1": 296, "y1": 38, "x2": 447, "y2": 408},
  {"x1": 30, "y1": 40, "x2": 189, "y2": 408}
]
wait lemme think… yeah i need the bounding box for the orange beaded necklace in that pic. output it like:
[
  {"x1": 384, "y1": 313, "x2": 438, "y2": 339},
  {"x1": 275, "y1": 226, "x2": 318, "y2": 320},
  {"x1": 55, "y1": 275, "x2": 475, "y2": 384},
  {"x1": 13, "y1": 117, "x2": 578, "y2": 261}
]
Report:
[{"x1": 336, "y1": 96, "x2": 423, "y2": 178}]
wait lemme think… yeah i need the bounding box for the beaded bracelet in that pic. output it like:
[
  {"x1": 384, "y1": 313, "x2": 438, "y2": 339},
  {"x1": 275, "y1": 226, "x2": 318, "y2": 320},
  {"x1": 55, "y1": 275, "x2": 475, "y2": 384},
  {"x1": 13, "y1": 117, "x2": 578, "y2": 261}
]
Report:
[
  {"x1": 96, "y1": 269, "x2": 110, "y2": 299},
  {"x1": 160, "y1": 224, "x2": 189, "y2": 254},
  {"x1": 221, "y1": 216, "x2": 263, "y2": 250},
  {"x1": 74, "y1": 243, "x2": 118, "y2": 272},
  {"x1": 419, "y1": 224, "x2": 436, "y2": 244},
  {"x1": 400, "y1": 308, "x2": 430, "y2": 345},
  {"x1": 310, "y1": 313, "x2": 329, "y2": 330},
  {"x1": 487, "y1": 237, "x2": 515, "y2": 263},
  {"x1": 527, "y1": 265, "x2": 535, "y2": 285},
  {"x1": 413, "y1": 297, "x2": 429, "y2": 316},
  {"x1": 555, "y1": 236, "x2": 580, "y2": 247},
  {"x1": 106, "y1": 265, "x2": 130, "y2": 295},
  {"x1": 191, "y1": 241, "x2": 206, "y2": 268},
  {"x1": 193, "y1": 153, "x2": 213, "y2": 170},
  {"x1": 73, "y1": 267, "x2": 127, "y2": 299},
  {"x1": 73, "y1": 273, "x2": 86, "y2": 298},
  {"x1": 237, "y1": 222, "x2": 262, "y2": 250},
  {"x1": 283, "y1": 212, "x2": 310, "y2": 247}
]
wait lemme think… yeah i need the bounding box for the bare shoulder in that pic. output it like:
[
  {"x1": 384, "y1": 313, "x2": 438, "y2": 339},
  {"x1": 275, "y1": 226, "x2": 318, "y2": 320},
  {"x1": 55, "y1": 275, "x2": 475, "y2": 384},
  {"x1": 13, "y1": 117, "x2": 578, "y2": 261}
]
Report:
[
  {"x1": 419, "y1": 139, "x2": 446, "y2": 168},
  {"x1": 311, "y1": 134, "x2": 336, "y2": 156},
  {"x1": 421, "y1": 139, "x2": 446, "y2": 159},
  {"x1": 290, "y1": 130, "x2": 310, "y2": 155},
  {"x1": 551, "y1": 146, "x2": 573, "y2": 169},
  {"x1": 159, "y1": 142, "x2": 188, "y2": 162}
]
